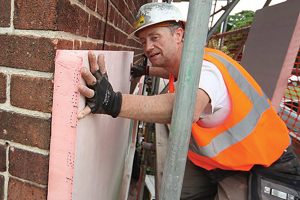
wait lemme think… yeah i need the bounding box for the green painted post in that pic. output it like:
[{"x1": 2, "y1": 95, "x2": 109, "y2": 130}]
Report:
[{"x1": 159, "y1": 0, "x2": 212, "y2": 199}]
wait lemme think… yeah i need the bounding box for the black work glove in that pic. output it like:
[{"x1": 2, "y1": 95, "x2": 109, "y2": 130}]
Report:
[
  {"x1": 86, "y1": 70, "x2": 122, "y2": 118},
  {"x1": 130, "y1": 64, "x2": 149, "y2": 78}
]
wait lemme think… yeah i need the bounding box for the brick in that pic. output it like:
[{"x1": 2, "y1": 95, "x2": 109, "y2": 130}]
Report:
[
  {"x1": 134, "y1": 48, "x2": 144, "y2": 54},
  {"x1": 0, "y1": 175, "x2": 3, "y2": 200},
  {"x1": 74, "y1": 40, "x2": 102, "y2": 50},
  {"x1": 96, "y1": 43, "x2": 104, "y2": 50},
  {"x1": 126, "y1": 0, "x2": 138, "y2": 16},
  {"x1": 136, "y1": 0, "x2": 147, "y2": 10},
  {"x1": 8, "y1": 178, "x2": 47, "y2": 200},
  {"x1": 53, "y1": 39, "x2": 74, "y2": 50},
  {"x1": 103, "y1": 44, "x2": 110, "y2": 50},
  {"x1": 86, "y1": 0, "x2": 96, "y2": 11},
  {"x1": 88, "y1": 15, "x2": 105, "y2": 40},
  {"x1": 115, "y1": 30, "x2": 127, "y2": 44},
  {"x1": 124, "y1": 7, "x2": 135, "y2": 25},
  {"x1": 104, "y1": 44, "x2": 121, "y2": 51},
  {"x1": 126, "y1": 38, "x2": 141, "y2": 48},
  {"x1": 0, "y1": 73, "x2": 6, "y2": 103},
  {"x1": 124, "y1": 20, "x2": 134, "y2": 35},
  {"x1": 133, "y1": 55, "x2": 143, "y2": 63},
  {"x1": 97, "y1": 0, "x2": 107, "y2": 17},
  {"x1": 108, "y1": 4, "x2": 116, "y2": 24},
  {"x1": 78, "y1": 0, "x2": 85, "y2": 5},
  {"x1": 0, "y1": 0, "x2": 11, "y2": 27},
  {"x1": 9, "y1": 147, "x2": 49, "y2": 185},
  {"x1": 122, "y1": 46, "x2": 131, "y2": 52},
  {"x1": 74, "y1": 40, "x2": 81, "y2": 50},
  {"x1": 105, "y1": 24, "x2": 115, "y2": 43},
  {"x1": 11, "y1": 75, "x2": 53, "y2": 113},
  {"x1": 0, "y1": 35, "x2": 56, "y2": 72},
  {"x1": 115, "y1": 13, "x2": 121, "y2": 28},
  {"x1": 117, "y1": 31, "x2": 124, "y2": 44},
  {"x1": 14, "y1": 0, "x2": 57, "y2": 30},
  {"x1": 134, "y1": 54, "x2": 145, "y2": 62},
  {"x1": 0, "y1": 111, "x2": 51, "y2": 150},
  {"x1": 119, "y1": 18, "x2": 126, "y2": 29},
  {"x1": 57, "y1": 0, "x2": 89, "y2": 37},
  {"x1": 110, "y1": 0, "x2": 124, "y2": 9},
  {"x1": 110, "y1": 0, "x2": 120, "y2": 8},
  {"x1": 80, "y1": 41, "x2": 101, "y2": 50},
  {"x1": 0, "y1": 144, "x2": 7, "y2": 172},
  {"x1": 116, "y1": 0, "x2": 133, "y2": 24}
]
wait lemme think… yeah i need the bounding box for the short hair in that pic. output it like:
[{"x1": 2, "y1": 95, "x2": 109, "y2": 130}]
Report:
[{"x1": 168, "y1": 21, "x2": 185, "y2": 34}]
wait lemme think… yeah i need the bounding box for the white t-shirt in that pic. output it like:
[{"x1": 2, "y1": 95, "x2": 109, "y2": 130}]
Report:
[{"x1": 197, "y1": 60, "x2": 230, "y2": 127}]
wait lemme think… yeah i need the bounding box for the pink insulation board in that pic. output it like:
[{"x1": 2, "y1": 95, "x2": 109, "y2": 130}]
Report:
[{"x1": 48, "y1": 50, "x2": 134, "y2": 200}]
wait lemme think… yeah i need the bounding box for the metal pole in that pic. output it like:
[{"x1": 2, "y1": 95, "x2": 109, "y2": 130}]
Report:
[
  {"x1": 219, "y1": 0, "x2": 231, "y2": 48},
  {"x1": 159, "y1": 0, "x2": 212, "y2": 199},
  {"x1": 263, "y1": 0, "x2": 272, "y2": 8},
  {"x1": 210, "y1": 0, "x2": 218, "y2": 29},
  {"x1": 207, "y1": 0, "x2": 240, "y2": 39}
]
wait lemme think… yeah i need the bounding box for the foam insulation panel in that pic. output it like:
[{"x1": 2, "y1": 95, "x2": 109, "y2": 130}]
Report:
[
  {"x1": 48, "y1": 50, "x2": 134, "y2": 200},
  {"x1": 241, "y1": 0, "x2": 300, "y2": 111}
]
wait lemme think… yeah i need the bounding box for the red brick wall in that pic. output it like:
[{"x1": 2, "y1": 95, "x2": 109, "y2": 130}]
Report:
[{"x1": 0, "y1": 0, "x2": 149, "y2": 199}]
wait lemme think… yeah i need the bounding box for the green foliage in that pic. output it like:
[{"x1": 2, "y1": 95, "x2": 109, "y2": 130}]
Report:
[
  {"x1": 286, "y1": 86, "x2": 300, "y2": 100},
  {"x1": 207, "y1": 39, "x2": 233, "y2": 57},
  {"x1": 208, "y1": 10, "x2": 254, "y2": 59},
  {"x1": 227, "y1": 10, "x2": 254, "y2": 31}
]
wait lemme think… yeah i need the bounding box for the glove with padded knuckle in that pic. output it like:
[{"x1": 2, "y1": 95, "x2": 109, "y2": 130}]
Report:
[{"x1": 86, "y1": 70, "x2": 122, "y2": 118}]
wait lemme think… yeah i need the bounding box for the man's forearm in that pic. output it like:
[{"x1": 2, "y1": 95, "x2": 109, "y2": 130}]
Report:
[
  {"x1": 118, "y1": 93, "x2": 175, "y2": 123},
  {"x1": 149, "y1": 67, "x2": 170, "y2": 79}
]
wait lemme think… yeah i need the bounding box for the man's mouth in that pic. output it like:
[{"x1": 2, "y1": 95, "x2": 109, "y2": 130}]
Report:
[{"x1": 149, "y1": 53, "x2": 160, "y2": 59}]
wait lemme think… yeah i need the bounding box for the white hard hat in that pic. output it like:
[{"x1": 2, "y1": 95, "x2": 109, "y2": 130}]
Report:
[{"x1": 129, "y1": 2, "x2": 185, "y2": 38}]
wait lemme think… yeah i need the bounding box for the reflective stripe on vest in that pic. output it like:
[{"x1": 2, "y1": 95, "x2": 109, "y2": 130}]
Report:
[{"x1": 189, "y1": 51, "x2": 270, "y2": 158}]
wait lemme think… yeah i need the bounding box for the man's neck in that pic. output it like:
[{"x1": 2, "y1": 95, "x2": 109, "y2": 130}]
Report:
[{"x1": 170, "y1": 46, "x2": 182, "y2": 79}]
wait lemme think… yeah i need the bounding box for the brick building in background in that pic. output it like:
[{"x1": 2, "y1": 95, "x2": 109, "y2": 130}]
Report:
[{"x1": 0, "y1": 0, "x2": 149, "y2": 199}]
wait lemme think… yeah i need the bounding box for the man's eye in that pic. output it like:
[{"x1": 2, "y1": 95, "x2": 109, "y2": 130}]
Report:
[{"x1": 151, "y1": 36, "x2": 158, "y2": 41}]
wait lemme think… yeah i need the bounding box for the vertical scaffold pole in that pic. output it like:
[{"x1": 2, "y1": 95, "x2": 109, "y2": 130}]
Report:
[{"x1": 159, "y1": 0, "x2": 212, "y2": 199}]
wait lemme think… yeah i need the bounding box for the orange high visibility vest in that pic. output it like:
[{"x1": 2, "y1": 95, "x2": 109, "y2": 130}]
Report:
[{"x1": 169, "y1": 48, "x2": 290, "y2": 171}]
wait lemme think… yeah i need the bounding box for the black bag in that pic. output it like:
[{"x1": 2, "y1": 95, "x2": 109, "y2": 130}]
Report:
[{"x1": 249, "y1": 147, "x2": 300, "y2": 200}]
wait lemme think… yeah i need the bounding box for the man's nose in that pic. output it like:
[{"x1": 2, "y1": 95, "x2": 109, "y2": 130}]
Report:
[{"x1": 144, "y1": 40, "x2": 154, "y2": 53}]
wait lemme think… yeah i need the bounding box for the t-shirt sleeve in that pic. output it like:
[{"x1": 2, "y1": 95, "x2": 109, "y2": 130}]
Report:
[{"x1": 198, "y1": 61, "x2": 228, "y2": 117}]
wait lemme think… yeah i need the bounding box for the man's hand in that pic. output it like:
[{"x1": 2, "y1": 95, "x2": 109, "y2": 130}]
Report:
[
  {"x1": 78, "y1": 51, "x2": 122, "y2": 119},
  {"x1": 130, "y1": 55, "x2": 149, "y2": 79},
  {"x1": 130, "y1": 64, "x2": 149, "y2": 78}
]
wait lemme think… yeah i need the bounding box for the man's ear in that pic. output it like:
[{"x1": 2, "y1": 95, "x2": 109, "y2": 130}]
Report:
[{"x1": 174, "y1": 27, "x2": 184, "y2": 43}]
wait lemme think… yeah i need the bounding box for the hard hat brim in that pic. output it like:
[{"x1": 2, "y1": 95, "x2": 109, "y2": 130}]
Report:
[{"x1": 128, "y1": 20, "x2": 185, "y2": 39}]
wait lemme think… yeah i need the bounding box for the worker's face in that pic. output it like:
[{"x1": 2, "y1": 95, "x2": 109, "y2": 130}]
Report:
[{"x1": 137, "y1": 25, "x2": 183, "y2": 68}]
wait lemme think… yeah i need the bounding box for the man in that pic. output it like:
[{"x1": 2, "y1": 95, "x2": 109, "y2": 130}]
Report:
[{"x1": 78, "y1": 2, "x2": 300, "y2": 200}]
